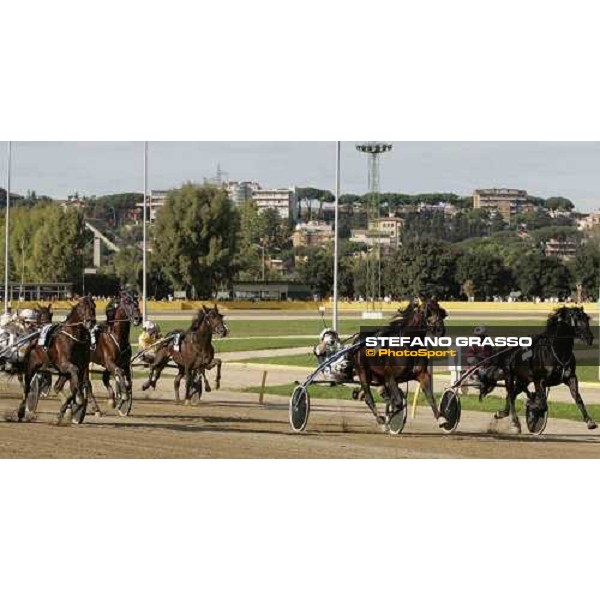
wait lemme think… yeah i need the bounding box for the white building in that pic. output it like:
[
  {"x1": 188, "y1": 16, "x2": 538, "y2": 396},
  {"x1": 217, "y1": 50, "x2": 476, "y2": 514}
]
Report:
[
  {"x1": 226, "y1": 181, "x2": 261, "y2": 205},
  {"x1": 148, "y1": 190, "x2": 170, "y2": 222},
  {"x1": 252, "y1": 187, "x2": 298, "y2": 221},
  {"x1": 373, "y1": 217, "x2": 403, "y2": 249},
  {"x1": 577, "y1": 211, "x2": 600, "y2": 231}
]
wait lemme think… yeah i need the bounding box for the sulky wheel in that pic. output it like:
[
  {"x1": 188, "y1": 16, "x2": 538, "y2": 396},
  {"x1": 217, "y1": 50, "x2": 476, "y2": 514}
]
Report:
[
  {"x1": 289, "y1": 385, "x2": 310, "y2": 433},
  {"x1": 439, "y1": 389, "x2": 462, "y2": 434},
  {"x1": 26, "y1": 373, "x2": 43, "y2": 415}
]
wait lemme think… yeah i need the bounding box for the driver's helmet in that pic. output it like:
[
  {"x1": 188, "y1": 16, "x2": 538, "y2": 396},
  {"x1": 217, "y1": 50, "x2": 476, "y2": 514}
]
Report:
[
  {"x1": 21, "y1": 308, "x2": 38, "y2": 324},
  {"x1": 473, "y1": 325, "x2": 488, "y2": 337},
  {"x1": 143, "y1": 320, "x2": 156, "y2": 333},
  {"x1": 319, "y1": 328, "x2": 338, "y2": 346}
]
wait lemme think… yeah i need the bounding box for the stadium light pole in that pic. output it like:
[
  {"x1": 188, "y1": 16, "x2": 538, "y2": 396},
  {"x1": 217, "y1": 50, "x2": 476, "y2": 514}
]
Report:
[
  {"x1": 332, "y1": 141, "x2": 341, "y2": 333},
  {"x1": 142, "y1": 141, "x2": 148, "y2": 319},
  {"x1": 4, "y1": 141, "x2": 12, "y2": 314}
]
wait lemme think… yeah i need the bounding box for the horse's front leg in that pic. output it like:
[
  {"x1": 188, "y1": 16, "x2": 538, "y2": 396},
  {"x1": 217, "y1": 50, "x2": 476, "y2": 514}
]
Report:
[
  {"x1": 214, "y1": 358, "x2": 222, "y2": 390},
  {"x1": 174, "y1": 366, "x2": 184, "y2": 404},
  {"x1": 83, "y1": 367, "x2": 102, "y2": 417},
  {"x1": 184, "y1": 369, "x2": 195, "y2": 405},
  {"x1": 101, "y1": 369, "x2": 115, "y2": 409},
  {"x1": 142, "y1": 352, "x2": 169, "y2": 391},
  {"x1": 17, "y1": 362, "x2": 39, "y2": 422},
  {"x1": 54, "y1": 362, "x2": 79, "y2": 425},
  {"x1": 504, "y1": 379, "x2": 523, "y2": 434},
  {"x1": 416, "y1": 366, "x2": 446, "y2": 427},
  {"x1": 358, "y1": 369, "x2": 384, "y2": 425},
  {"x1": 566, "y1": 375, "x2": 597, "y2": 430}
]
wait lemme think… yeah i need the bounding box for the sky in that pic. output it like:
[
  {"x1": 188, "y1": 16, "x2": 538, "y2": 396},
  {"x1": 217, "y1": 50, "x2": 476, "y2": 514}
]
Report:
[{"x1": 1, "y1": 141, "x2": 600, "y2": 211}]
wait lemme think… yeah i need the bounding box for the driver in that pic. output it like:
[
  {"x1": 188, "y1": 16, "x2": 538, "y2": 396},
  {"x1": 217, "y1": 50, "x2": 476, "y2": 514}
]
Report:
[
  {"x1": 19, "y1": 308, "x2": 39, "y2": 332},
  {"x1": 139, "y1": 320, "x2": 162, "y2": 362},
  {"x1": 313, "y1": 328, "x2": 340, "y2": 366},
  {"x1": 465, "y1": 325, "x2": 494, "y2": 393}
]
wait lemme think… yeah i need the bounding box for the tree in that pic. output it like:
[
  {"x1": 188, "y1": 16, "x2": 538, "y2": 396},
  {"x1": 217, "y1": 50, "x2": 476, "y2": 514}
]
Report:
[
  {"x1": 30, "y1": 205, "x2": 86, "y2": 282},
  {"x1": 153, "y1": 184, "x2": 240, "y2": 298},
  {"x1": 513, "y1": 252, "x2": 573, "y2": 299},
  {"x1": 382, "y1": 239, "x2": 460, "y2": 299},
  {"x1": 545, "y1": 197, "x2": 575, "y2": 212},
  {"x1": 295, "y1": 246, "x2": 334, "y2": 298},
  {"x1": 571, "y1": 243, "x2": 600, "y2": 300},
  {"x1": 456, "y1": 249, "x2": 514, "y2": 299}
]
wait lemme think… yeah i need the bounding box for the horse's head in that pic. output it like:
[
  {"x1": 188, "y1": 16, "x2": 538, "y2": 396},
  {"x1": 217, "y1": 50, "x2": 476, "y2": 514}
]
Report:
[
  {"x1": 73, "y1": 295, "x2": 96, "y2": 329},
  {"x1": 201, "y1": 304, "x2": 228, "y2": 338},
  {"x1": 115, "y1": 291, "x2": 143, "y2": 326},
  {"x1": 564, "y1": 307, "x2": 593, "y2": 346},
  {"x1": 549, "y1": 306, "x2": 593, "y2": 346},
  {"x1": 423, "y1": 298, "x2": 447, "y2": 336},
  {"x1": 36, "y1": 303, "x2": 53, "y2": 325}
]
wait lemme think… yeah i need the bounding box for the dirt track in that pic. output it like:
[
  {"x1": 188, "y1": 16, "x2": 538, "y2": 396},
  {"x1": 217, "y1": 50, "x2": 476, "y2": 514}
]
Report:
[{"x1": 1, "y1": 376, "x2": 600, "y2": 458}]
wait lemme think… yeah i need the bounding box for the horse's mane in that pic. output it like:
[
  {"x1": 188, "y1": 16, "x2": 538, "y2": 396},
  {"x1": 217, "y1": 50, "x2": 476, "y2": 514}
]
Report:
[
  {"x1": 546, "y1": 306, "x2": 574, "y2": 330},
  {"x1": 65, "y1": 296, "x2": 94, "y2": 323},
  {"x1": 390, "y1": 302, "x2": 415, "y2": 326}
]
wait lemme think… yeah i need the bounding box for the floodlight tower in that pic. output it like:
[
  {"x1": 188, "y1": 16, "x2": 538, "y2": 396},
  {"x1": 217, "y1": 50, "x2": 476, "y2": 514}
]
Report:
[{"x1": 356, "y1": 142, "x2": 393, "y2": 311}]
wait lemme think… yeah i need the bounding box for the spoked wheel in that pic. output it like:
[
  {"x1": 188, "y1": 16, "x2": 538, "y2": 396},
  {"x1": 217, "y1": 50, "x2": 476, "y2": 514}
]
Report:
[
  {"x1": 26, "y1": 373, "x2": 43, "y2": 415},
  {"x1": 526, "y1": 404, "x2": 548, "y2": 435},
  {"x1": 289, "y1": 385, "x2": 310, "y2": 432},
  {"x1": 386, "y1": 387, "x2": 407, "y2": 436},
  {"x1": 439, "y1": 389, "x2": 462, "y2": 434}
]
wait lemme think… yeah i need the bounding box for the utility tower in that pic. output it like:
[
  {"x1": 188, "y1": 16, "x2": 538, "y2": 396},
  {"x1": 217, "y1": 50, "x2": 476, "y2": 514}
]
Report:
[{"x1": 356, "y1": 142, "x2": 393, "y2": 311}]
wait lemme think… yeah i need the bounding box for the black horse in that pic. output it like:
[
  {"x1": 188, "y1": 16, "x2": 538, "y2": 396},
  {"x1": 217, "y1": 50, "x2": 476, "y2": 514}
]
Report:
[
  {"x1": 352, "y1": 298, "x2": 449, "y2": 430},
  {"x1": 495, "y1": 306, "x2": 597, "y2": 433}
]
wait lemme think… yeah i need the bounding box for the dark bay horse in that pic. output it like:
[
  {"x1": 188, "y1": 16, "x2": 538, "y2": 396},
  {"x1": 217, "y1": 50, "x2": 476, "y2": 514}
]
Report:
[
  {"x1": 16, "y1": 296, "x2": 96, "y2": 424},
  {"x1": 496, "y1": 306, "x2": 597, "y2": 433},
  {"x1": 352, "y1": 298, "x2": 449, "y2": 428},
  {"x1": 141, "y1": 305, "x2": 228, "y2": 404},
  {"x1": 56, "y1": 292, "x2": 142, "y2": 417}
]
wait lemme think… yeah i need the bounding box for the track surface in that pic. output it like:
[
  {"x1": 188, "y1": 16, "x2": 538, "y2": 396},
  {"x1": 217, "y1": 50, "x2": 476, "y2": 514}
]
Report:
[{"x1": 1, "y1": 377, "x2": 599, "y2": 458}]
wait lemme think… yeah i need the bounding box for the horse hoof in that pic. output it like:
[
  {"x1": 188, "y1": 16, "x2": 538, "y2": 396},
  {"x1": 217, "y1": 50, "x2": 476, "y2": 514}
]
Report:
[
  {"x1": 376, "y1": 416, "x2": 386, "y2": 425},
  {"x1": 205, "y1": 386, "x2": 211, "y2": 393},
  {"x1": 494, "y1": 411, "x2": 509, "y2": 420},
  {"x1": 510, "y1": 423, "x2": 522, "y2": 435},
  {"x1": 23, "y1": 412, "x2": 37, "y2": 423},
  {"x1": 107, "y1": 399, "x2": 116, "y2": 409},
  {"x1": 437, "y1": 416, "x2": 448, "y2": 428},
  {"x1": 95, "y1": 411, "x2": 103, "y2": 418},
  {"x1": 587, "y1": 421, "x2": 598, "y2": 430}
]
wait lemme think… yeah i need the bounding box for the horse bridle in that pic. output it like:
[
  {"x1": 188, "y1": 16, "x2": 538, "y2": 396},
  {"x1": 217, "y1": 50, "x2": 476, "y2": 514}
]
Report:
[{"x1": 197, "y1": 309, "x2": 227, "y2": 336}]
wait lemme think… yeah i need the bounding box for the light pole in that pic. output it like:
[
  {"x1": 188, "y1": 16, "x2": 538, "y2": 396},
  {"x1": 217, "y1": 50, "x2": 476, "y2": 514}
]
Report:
[
  {"x1": 4, "y1": 141, "x2": 11, "y2": 314},
  {"x1": 333, "y1": 141, "x2": 341, "y2": 332},
  {"x1": 142, "y1": 141, "x2": 148, "y2": 319}
]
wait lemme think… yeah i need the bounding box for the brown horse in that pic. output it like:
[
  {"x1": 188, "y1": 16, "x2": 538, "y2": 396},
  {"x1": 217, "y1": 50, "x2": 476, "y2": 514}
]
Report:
[
  {"x1": 141, "y1": 305, "x2": 228, "y2": 404},
  {"x1": 16, "y1": 296, "x2": 96, "y2": 424},
  {"x1": 56, "y1": 291, "x2": 142, "y2": 417},
  {"x1": 352, "y1": 298, "x2": 448, "y2": 429}
]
